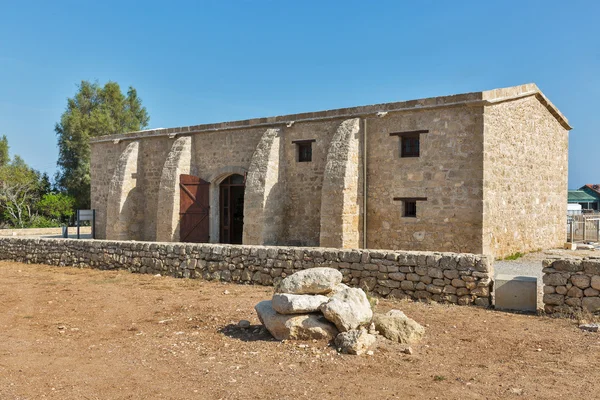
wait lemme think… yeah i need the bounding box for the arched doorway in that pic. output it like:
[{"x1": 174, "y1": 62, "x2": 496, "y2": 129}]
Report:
[{"x1": 219, "y1": 174, "x2": 245, "y2": 244}]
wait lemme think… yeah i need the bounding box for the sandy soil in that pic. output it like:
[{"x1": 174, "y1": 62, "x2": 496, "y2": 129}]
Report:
[{"x1": 1, "y1": 261, "x2": 599, "y2": 400}]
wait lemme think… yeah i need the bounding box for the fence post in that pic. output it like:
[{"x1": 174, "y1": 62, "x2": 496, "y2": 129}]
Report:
[
  {"x1": 570, "y1": 220, "x2": 575, "y2": 243},
  {"x1": 583, "y1": 217, "x2": 587, "y2": 242}
]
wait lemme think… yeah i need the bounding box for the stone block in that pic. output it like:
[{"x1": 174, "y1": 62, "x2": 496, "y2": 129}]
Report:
[
  {"x1": 566, "y1": 286, "x2": 583, "y2": 298},
  {"x1": 495, "y1": 274, "x2": 537, "y2": 312},
  {"x1": 543, "y1": 293, "x2": 565, "y2": 306},
  {"x1": 543, "y1": 273, "x2": 568, "y2": 286},
  {"x1": 555, "y1": 285, "x2": 568, "y2": 295},
  {"x1": 571, "y1": 274, "x2": 591, "y2": 289},
  {"x1": 582, "y1": 297, "x2": 600, "y2": 312},
  {"x1": 583, "y1": 261, "x2": 600, "y2": 275},
  {"x1": 553, "y1": 259, "x2": 582, "y2": 272}
]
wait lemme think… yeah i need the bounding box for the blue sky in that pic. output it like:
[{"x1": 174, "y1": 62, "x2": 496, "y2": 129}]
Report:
[{"x1": 0, "y1": 0, "x2": 598, "y2": 188}]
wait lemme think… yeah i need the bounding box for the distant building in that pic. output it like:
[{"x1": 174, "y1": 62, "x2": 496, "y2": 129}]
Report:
[
  {"x1": 568, "y1": 190, "x2": 599, "y2": 212},
  {"x1": 579, "y1": 185, "x2": 600, "y2": 211},
  {"x1": 90, "y1": 84, "x2": 571, "y2": 258}
]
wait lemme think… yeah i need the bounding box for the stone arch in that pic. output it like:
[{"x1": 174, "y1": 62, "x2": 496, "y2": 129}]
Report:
[
  {"x1": 319, "y1": 118, "x2": 362, "y2": 248},
  {"x1": 106, "y1": 141, "x2": 141, "y2": 240},
  {"x1": 202, "y1": 165, "x2": 248, "y2": 243},
  {"x1": 155, "y1": 136, "x2": 192, "y2": 242}
]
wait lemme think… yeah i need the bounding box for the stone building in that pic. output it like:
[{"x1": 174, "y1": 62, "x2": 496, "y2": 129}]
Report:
[{"x1": 90, "y1": 83, "x2": 571, "y2": 258}]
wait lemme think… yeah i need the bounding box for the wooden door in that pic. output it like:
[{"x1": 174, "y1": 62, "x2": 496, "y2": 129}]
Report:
[{"x1": 179, "y1": 174, "x2": 210, "y2": 243}]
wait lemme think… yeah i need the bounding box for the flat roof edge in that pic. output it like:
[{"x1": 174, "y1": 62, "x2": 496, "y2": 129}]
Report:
[{"x1": 91, "y1": 83, "x2": 571, "y2": 144}]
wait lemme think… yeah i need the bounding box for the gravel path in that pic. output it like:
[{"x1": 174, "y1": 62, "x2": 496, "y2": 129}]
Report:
[{"x1": 493, "y1": 248, "x2": 600, "y2": 310}]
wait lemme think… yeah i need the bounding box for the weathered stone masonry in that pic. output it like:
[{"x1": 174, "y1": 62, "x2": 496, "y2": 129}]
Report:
[
  {"x1": 543, "y1": 257, "x2": 600, "y2": 314},
  {"x1": 0, "y1": 238, "x2": 493, "y2": 306},
  {"x1": 91, "y1": 83, "x2": 571, "y2": 258}
]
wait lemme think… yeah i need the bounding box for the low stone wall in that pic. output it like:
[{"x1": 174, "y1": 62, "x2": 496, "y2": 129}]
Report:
[
  {"x1": 543, "y1": 257, "x2": 600, "y2": 314},
  {"x1": 0, "y1": 226, "x2": 91, "y2": 237},
  {"x1": 0, "y1": 238, "x2": 493, "y2": 306}
]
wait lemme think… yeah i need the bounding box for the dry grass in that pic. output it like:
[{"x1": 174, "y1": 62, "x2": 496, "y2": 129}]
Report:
[{"x1": 1, "y1": 261, "x2": 600, "y2": 400}]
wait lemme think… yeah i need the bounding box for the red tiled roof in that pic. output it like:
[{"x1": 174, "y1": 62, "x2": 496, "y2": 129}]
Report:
[{"x1": 582, "y1": 184, "x2": 600, "y2": 195}]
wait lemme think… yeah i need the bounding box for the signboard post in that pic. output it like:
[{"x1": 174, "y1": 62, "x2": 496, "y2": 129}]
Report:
[{"x1": 76, "y1": 209, "x2": 96, "y2": 239}]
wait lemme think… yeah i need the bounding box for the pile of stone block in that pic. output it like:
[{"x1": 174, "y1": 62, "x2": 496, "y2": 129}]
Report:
[{"x1": 255, "y1": 267, "x2": 424, "y2": 355}]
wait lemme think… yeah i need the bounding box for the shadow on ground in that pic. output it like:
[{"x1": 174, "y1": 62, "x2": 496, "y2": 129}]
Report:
[{"x1": 218, "y1": 324, "x2": 277, "y2": 342}]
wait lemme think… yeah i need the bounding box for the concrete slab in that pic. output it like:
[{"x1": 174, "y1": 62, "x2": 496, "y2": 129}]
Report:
[{"x1": 495, "y1": 274, "x2": 537, "y2": 312}]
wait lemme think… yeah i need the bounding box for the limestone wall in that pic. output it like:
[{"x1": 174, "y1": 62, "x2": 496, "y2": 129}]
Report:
[
  {"x1": 0, "y1": 227, "x2": 91, "y2": 237},
  {"x1": 366, "y1": 106, "x2": 485, "y2": 254},
  {"x1": 0, "y1": 238, "x2": 493, "y2": 306},
  {"x1": 281, "y1": 120, "x2": 339, "y2": 246},
  {"x1": 90, "y1": 140, "x2": 123, "y2": 239},
  {"x1": 543, "y1": 257, "x2": 600, "y2": 314},
  {"x1": 482, "y1": 94, "x2": 569, "y2": 258},
  {"x1": 90, "y1": 84, "x2": 570, "y2": 256}
]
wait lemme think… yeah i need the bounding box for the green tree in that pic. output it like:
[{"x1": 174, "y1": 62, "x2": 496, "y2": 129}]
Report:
[
  {"x1": 0, "y1": 135, "x2": 9, "y2": 167},
  {"x1": 0, "y1": 156, "x2": 40, "y2": 227},
  {"x1": 38, "y1": 172, "x2": 52, "y2": 197},
  {"x1": 55, "y1": 80, "x2": 150, "y2": 209},
  {"x1": 36, "y1": 192, "x2": 75, "y2": 223}
]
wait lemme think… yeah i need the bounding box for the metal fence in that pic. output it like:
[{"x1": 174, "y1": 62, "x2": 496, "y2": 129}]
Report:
[{"x1": 567, "y1": 213, "x2": 600, "y2": 243}]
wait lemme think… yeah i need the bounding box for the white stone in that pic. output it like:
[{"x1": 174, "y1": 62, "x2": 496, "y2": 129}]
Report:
[
  {"x1": 334, "y1": 329, "x2": 377, "y2": 355},
  {"x1": 254, "y1": 300, "x2": 338, "y2": 341},
  {"x1": 326, "y1": 283, "x2": 350, "y2": 297},
  {"x1": 320, "y1": 287, "x2": 373, "y2": 332},
  {"x1": 277, "y1": 267, "x2": 343, "y2": 295},
  {"x1": 579, "y1": 323, "x2": 600, "y2": 332},
  {"x1": 372, "y1": 310, "x2": 425, "y2": 344},
  {"x1": 271, "y1": 293, "x2": 329, "y2": 314}
]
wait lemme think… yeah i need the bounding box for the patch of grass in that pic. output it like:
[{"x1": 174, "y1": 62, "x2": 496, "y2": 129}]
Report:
[
  {"x1": 365, "y1": 291, "x2": 378, "y2": 311},
  {"x1": 570, "y1": 307, "x2": 600, "y2": 325},
  {"x1": 434, "y1": 375, "x2": 446, "y2": 382},
  {"x1": 502, "y1": 252, "x2": 525, "y2": 261}
]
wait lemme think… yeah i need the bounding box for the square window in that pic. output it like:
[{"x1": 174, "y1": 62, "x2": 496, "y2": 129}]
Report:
[
  {"x1": 401, "y1": 135, "x2": 420, "y2": 157},
  {"x1": 404, "y1": 200, "x2": 417, "y2": 217},
  {"x1": 297, "y1": 142, "x2": 312, "y2": 162}
]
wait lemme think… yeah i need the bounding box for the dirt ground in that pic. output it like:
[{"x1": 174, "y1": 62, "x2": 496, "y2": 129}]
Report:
[{"x1": 1, "y1": 262, "x2": 599, "y2": 400}]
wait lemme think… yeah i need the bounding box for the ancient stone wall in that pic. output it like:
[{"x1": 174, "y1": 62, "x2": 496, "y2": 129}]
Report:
[
  {"x1": 90, "y1": 84, "x2": 570, "y2": 256},
  {"x1": 281, "y1": 120, "x2": 339, "y2": 246},
  {"x1": 90, "y1": 140, "x2": 123, "y2": 239},
  {"x1": 482, "y1": 93, "x2": 569, "y2": 258},
  {"x1": 0, "y1": 227, "x2": 92, "y2": 237},
  {"x1": 543, "y1": 257, "x2": 600, "y2": 314},
  {"x1": 0, "y1": 238, "x2": 493, "y2": 306},
  {"x1": 366, "y1": 105, "x2": 485, "y2": 254}
]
